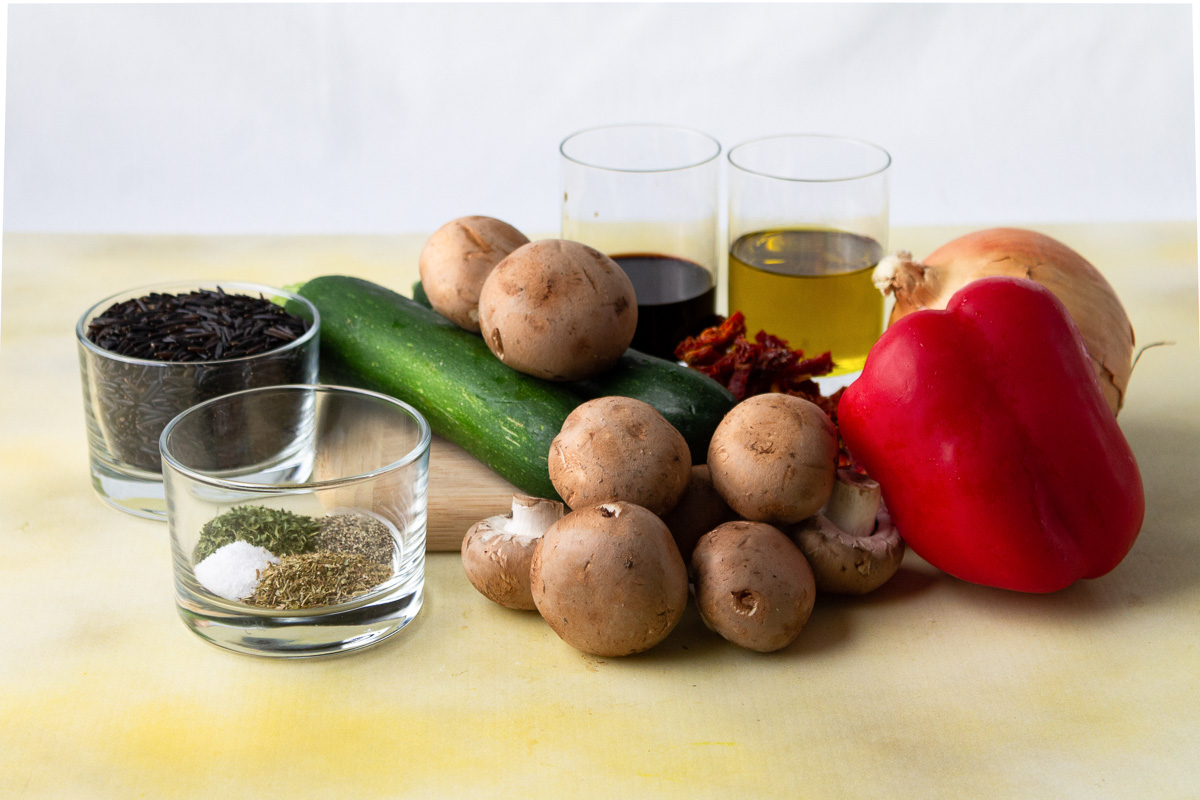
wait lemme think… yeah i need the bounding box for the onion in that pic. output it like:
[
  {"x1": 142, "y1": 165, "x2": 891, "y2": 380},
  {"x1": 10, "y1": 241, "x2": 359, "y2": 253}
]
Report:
[{"x1": 873, "y1": 228, "x2": 1134, "y2": 415}]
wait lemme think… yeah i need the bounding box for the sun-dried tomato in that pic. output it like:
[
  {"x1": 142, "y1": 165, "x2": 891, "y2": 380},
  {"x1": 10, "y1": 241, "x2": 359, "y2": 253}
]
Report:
[
  {"x1": 675, "y1": 312, "x2": 747, "y2": 367},
  {"x1": 676, "y1": 314, "x2": 861, "y2": 471},
  {"x1": 675, "y1": 314, "x2": 836, "y2": 401}
]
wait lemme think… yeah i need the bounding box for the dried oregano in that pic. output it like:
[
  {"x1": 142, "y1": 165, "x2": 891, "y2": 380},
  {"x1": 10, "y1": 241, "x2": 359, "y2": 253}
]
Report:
[
  {"x1": 193, "y1": 505, "x2": 320, "y2": 562},
  {"x1": 249, "y1": 552, "x2": 393, "y2": 610}
]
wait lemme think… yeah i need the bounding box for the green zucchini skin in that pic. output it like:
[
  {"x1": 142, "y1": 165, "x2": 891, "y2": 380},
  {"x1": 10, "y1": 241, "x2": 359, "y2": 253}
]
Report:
[
  {"x1": 411, "y1": 280, "x2": 431, "y2": 309},
  {"x1": 568, "y1": 350, "x2": 735, "y2": 464},
  {"x1": 410, "y1": 279, "x2": 735, "y2": 464},
  {"x1": 298, "y1": 276, "x2": 578, "y2": 500}
]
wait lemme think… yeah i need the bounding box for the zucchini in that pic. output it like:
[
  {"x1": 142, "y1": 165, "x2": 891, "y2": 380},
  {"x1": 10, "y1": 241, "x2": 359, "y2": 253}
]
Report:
[
  {"x1": 411, "y1": 279, "x2": 735, "y2": 462},
  {"x1": 297, "y1": 276, "x2": 579, "y2": 500},
  {"x1": 568, "y1": 350, "x2": 735, "y2": 463},
  {"x1": 411, "y1": 280, "x2": 431, "y2": 309}
]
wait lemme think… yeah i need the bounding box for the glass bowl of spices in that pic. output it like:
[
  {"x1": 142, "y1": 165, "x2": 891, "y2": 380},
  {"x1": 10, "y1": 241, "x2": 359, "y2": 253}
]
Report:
[
  {"x1": 160, "y1": 384, "x2": 431, "y2": 658},
  {"x1": 76, "y1": 281, "x2": 319, "y2": 518}
]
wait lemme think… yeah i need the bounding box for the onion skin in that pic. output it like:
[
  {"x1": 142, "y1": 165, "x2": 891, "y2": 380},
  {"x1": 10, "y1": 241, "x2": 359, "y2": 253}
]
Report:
[{"x1": 874, "y1": 228, "x2": 1134, "y2": 414}]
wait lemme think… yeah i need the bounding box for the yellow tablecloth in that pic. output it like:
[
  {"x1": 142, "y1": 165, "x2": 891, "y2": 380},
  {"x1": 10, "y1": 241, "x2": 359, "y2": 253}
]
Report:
[{"x1": 2, "y1": 224, "x2": 1197, "y2": 798}]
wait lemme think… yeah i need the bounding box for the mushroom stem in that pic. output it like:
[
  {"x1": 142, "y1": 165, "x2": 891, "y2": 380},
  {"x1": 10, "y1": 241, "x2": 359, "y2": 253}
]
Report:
[
  {"x1": 789, "y1": 504, "x2": 905, "y2": 596},
  {"x1": 504, "y1": 494, "x2": 564, "y2": 539},
  {"x1": 462, "y1": 494, "x2": 565, "y2": 611},
  {"x1": 822, "y1": 470, "x2": 882, "y2": 538}
]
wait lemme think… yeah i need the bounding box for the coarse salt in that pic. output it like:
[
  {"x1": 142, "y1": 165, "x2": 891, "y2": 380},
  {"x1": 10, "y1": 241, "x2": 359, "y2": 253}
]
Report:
[{"x1": 194, "y1": 541, "x2": 281, "y2": 601}]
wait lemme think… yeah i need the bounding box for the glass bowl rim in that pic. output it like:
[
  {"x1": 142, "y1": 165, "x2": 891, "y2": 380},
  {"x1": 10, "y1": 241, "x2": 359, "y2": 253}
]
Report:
[
  {"x1": 727, "y1": 133, "x2": 892, "y2": 183},
  {"x1": 75, "y1": 280, "x2": 320, "y2": 367},
  {"x1": 159, "y1": 383, "x2": 432, "y2": 491},
  {"x1": 559, "y1": 122, "x2": 722, "y2": 173}
]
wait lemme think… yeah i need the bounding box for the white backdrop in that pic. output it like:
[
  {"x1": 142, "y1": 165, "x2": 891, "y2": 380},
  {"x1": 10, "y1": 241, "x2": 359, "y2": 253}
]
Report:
[{"x1": 3, "y1": 3, "x2": 1195, "y2": 235}]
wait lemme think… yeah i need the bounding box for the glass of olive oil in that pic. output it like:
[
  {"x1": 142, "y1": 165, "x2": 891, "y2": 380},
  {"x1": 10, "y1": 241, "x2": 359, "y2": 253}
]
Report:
[
  {"x1": 561, "y1": 124, "x2": 722, "y2": 360},
  {"x1": 727, "y1": 134, "x2": 891, "y2": 378}
]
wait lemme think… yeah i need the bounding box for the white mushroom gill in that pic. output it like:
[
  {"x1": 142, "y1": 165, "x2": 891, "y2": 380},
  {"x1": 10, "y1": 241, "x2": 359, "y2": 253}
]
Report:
[{"x1": 477, "y1": 494, "x2": 563, "y2": 542}]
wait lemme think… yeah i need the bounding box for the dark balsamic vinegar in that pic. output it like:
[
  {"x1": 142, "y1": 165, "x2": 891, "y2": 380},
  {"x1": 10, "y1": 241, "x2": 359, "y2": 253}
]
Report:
[{"x1": 611, "y1": 253, "x2": 718, "y2": 360}]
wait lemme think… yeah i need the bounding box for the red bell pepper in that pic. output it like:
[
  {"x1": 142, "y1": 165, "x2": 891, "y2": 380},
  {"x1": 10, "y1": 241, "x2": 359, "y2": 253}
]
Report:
[{"x1": 838, "y1": 277, "x2": 1144, "y2": 592}]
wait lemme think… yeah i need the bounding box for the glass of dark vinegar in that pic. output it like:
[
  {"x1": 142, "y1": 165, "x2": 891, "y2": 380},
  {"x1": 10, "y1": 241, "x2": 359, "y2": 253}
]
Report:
[{"x1": 560, "y1": 124, "x2": 721, "y2": 360}]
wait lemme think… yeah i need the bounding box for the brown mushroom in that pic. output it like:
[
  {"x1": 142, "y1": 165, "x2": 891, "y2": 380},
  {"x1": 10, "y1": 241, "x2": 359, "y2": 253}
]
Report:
[
  {"x1": 530, "y1": 502, "x2": 688, "y2": 657},
  {"x1": 707, "y1": 393, "x2": 838, "y2": 524},
  {"x1": 461, "y1": 494, "x2": 564, "y2": 610},
  {"x1": 691, "y1": 521, "x2": 816, "y2": 653},
  {"x1": 477, "y1": 239, "x2": 637, "y2": 381},
  {"x1": 660, "y1": 465, "x2": 736, "y2": 563},
  {"x1": 549, "y1": 396, "x2": 690, "y2": 516},
  {"x1": 789, "y1": 470, "x2": 905, "y2": 595},
  {"x1": 419, "y1": 216, "x2": 529, "y2": 332}
]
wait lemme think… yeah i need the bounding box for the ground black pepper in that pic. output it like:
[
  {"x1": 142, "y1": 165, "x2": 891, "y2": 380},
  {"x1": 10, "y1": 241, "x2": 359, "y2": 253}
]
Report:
[{"x1": 315, "y1": 513, "x2": 396, "y2": 566}]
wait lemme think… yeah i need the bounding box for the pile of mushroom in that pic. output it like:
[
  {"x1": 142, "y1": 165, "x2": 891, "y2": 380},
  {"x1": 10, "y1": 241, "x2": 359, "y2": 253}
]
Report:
[
  {"x1": 417, "y1": 219, "x2": 639, "y2": 384},
  {"x1": 418, "y1": 216, "x2": 529, "y2": 332},
  {"x1": 459, "y1": 388, "x2": 906, "y2": 658},
  {"x1": 421, "y1": 215, "x2": 908, "y2": 657}
]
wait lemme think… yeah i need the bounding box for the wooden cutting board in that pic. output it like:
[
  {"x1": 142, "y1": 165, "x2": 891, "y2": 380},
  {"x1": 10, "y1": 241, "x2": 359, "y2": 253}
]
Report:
[{"x1": 426, "y1": 435, "x2": 521, "y2": 550}]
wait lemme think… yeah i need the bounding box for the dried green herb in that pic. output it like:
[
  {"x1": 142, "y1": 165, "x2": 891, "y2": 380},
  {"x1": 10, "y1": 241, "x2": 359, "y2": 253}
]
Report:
[
  {"x1": 194, "y1": 505, "x2": 320, "y2": 563},
  {"x1": 315, "y1": 513, "x2": 395, "y2": 566},
  {"x1": 248, "y1": 552, "x2": 393, "y2": 610}
]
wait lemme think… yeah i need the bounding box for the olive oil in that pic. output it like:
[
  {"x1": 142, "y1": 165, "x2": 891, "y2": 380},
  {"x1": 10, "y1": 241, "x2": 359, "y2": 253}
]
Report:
[{"x1": 728, "y1": 228, "x2": 885, "y2": 376}]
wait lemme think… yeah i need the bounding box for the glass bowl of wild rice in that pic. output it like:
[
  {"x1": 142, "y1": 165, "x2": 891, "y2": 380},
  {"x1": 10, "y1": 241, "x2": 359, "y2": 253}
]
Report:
[{"x1": 76, "y1": 281, "x2": 319, "y2": 519}]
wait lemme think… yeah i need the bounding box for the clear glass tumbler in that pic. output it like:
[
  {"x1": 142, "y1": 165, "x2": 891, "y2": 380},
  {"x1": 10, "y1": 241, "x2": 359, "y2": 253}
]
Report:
[
  {"x1": 727, "y1": 134, "x2": 891, "y2": 379},
  {"x1": 561, "y1": 123, "x2": 722, "y2": 359},
  {"x1": 76, "y1": 281, "x2": 319, "y2": 519},
  {"x1": 161, "y1": 384, "x2": 431, "y2": 658}
]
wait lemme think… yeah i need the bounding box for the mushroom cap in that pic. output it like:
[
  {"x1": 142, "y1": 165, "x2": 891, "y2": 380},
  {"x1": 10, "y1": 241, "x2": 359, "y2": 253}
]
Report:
[
  {"x1": 478, "y1": 239, "x2": 637, "y2": 381},
  {"x1": 789, "y1": 506, "x2": 905, "y2": 595},
  {"x1": 460, "y1": 518, "x2": 540, "y2": 610},
  {"x1": 707, "y1": 393, "x2": 838, "y2": 524},
  {"x1": 691, "y1": 521, "x2": 816, "y2": 653},
  {"x1": 661, "y1": 465, "x2": 736, "y2": 563},
  {"x1": 549, "y1": 396, "x2": 691, "y2": 516},
  {"x1": 530, "y1": 502, "x2": 688, "y2": 657},
  {"x1": 419, "y1": 216, "x2": 529, "y2": 332}
]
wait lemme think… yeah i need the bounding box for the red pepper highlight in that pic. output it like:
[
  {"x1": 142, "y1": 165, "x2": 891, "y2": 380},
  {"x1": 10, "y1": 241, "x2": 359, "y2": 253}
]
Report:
[{"x1": 838, "y1": 277, "x2": 1144, "y2": 592}]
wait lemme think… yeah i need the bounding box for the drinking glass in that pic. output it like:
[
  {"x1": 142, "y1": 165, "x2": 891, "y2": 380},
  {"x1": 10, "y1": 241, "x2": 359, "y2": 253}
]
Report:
[
  {"x1": 561, "y1": 123, "x2": 721, "y2": 359},
  {"x1": 76, "y1": 281, "x2": 319, "y2": 519},
  {"x1": 727, "y1": 134, "x2": 891, "y2": 378},
  {"x1": 161, "y1": 384, "x2": 430, "y2": 657}
]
